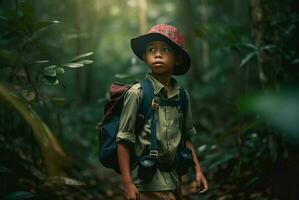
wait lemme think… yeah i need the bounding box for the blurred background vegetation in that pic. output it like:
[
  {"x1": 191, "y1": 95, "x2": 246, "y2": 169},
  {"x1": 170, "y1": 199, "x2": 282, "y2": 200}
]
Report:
[{"x1": 0, "y1": 0, "x2": 298, "y2": 199}]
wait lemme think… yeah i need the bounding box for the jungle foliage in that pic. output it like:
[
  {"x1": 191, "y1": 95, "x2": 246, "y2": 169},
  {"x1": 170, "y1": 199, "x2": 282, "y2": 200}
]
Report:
[{"x1": 0, "y1": 0, "x2": 298, "y2": 199}]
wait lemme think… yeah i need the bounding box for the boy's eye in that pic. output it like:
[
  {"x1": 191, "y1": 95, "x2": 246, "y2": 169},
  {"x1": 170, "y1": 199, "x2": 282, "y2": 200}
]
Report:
[
  {"x1": 147, "y1": 48, "x2": 156, "y2": 52},
  {"x1": 163, "y1": 47, "x2": 170, "y2": 52}
]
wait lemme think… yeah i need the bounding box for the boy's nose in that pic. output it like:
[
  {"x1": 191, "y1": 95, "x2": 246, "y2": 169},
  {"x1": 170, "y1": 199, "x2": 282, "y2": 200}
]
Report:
[{"x1": 154, "y1": 49, "x2": 162, "y2": 58}]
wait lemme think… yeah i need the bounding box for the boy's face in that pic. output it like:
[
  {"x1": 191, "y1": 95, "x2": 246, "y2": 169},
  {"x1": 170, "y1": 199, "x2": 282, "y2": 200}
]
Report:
[{"x1": 144, "y1": 41, "x2": 176, "y2": 76}]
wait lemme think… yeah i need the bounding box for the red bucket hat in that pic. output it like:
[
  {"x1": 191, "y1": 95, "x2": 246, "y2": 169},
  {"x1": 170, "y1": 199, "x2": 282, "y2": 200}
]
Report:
[{"x1": 131, "y1": 24, "x2": 191, "y2": 75}]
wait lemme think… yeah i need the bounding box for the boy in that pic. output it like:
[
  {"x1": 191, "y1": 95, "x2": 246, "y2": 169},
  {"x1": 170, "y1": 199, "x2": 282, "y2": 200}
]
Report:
[{"x1": 117, "y1": 24, "x2": 208, "y2": 200}]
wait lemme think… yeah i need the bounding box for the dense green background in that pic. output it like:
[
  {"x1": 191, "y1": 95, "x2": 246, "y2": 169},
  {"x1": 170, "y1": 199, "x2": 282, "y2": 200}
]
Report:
[{"x1": 1, "y1": 0, "x2": 299, "y2": 199}]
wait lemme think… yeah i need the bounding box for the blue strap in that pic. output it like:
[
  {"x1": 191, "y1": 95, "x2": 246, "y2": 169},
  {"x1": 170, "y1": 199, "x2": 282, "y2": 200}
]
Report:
[
  {"x1": 179, "y1": 88, "x2": 188, "y2": 145},
  {"x1": 139, "y1": 79, "x2": 154, "y2": 124},
  {"x1": 159, "y1": 99, "x2": 180, "y2": 107},
  {"x1": 150, "y1": 106, "x2": 158, "y2": 154},
  {"x1": 138, "y1": 79, "x2": 188, "y2": 158},
  {"x1": 138, "y1": 79, "x2": 158, "y2": 156}
]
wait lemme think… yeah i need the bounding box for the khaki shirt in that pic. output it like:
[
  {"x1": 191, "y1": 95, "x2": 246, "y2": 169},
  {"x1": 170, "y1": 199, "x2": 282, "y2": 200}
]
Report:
[{"x1": 116, "y1": 73, "x2": 197, "y2": 191}]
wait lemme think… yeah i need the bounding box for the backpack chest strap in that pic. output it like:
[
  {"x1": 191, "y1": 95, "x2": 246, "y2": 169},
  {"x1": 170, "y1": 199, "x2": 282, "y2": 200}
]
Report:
[{"x1": 158, "y1": 99, "x2": 181, "y2": 107}]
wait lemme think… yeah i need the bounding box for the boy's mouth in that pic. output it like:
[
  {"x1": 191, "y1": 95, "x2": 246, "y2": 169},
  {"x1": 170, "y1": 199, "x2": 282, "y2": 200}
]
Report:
[{"x1": 152, "y1": 61, "x2": 164, "y2": 66}]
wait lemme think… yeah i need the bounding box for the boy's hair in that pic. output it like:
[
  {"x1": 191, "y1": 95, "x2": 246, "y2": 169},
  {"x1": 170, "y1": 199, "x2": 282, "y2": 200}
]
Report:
[{"x1": 131, "y1": 24, "x2": 191, "y2": 76}]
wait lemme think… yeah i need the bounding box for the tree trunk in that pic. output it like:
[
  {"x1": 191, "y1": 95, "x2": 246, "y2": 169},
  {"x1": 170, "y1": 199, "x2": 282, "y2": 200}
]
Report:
[
  {"x1": 201, "y1": 0, "x2": 210, "y2": 71},
  {"x1": 179, "y1": 0, "x2": 202, "y2": 88},
  {"x1": 137, "y1": 0, "x2": 147, "y2": 34},
  {"x1": 248, "y1": 0, "x2": 279, "y2": 88}
]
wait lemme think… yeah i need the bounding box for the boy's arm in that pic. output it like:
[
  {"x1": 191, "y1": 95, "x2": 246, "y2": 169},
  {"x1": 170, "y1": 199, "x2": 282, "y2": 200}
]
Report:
[
  {"x1": 118, "y1": 141, "x2": 133, "y2": 184},
  {"x1": 186, "y1": 140, "x2": 208, "y2": 193},
  {"x1": 183, "y1": 90, "x2": 208, "y2": 193},
  {"x1": 116, "y1": 84, "x2": 142, "y2": 199},
  {"x1": 118, "y1": 141, "x2": 139, "y2": 199}
]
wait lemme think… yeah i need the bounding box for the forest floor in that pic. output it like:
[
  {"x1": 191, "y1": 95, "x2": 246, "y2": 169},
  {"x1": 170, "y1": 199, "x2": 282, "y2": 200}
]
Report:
[{"x1": 52, "y1": 163, "x2": 206, "y2": 200}]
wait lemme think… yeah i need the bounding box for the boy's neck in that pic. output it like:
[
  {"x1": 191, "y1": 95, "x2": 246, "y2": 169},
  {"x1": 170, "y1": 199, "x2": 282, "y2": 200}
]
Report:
[{"x1": 151, "y1": 73, "x2": 172, "y2": 91}]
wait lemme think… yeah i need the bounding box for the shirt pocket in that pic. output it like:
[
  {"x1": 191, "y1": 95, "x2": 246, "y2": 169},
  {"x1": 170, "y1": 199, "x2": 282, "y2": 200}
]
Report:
[{"x1": 167, "y1": 109, "x2": 182, "y2": 150}]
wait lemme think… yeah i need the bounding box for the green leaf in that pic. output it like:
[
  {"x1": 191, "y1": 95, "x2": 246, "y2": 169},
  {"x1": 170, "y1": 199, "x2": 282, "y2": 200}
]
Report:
[
  {"x1": 44, "y1": 176, "x2": 86, "y2": 187},
  {"x1": 0, "y1": 16, "x2": 9, "y2": 21},
  {"x1": 56, "y1": 67, "x2": 65, "y2": 74},
  {"x1": 0, "y1": 49, "x2": 18, "y2": 66},
  {"x1": 70, "y1": 52, "x2": 93, "y2": 62},
  {"x1": 245, "y1": 177, "x2": 259, "y2": 188},
  {"x1": 209, "y1": 153, "x2": 235, "y2": 170},
  {"x1": 241, "y1": 43, "x2": 257, "y2": 50},
  {"x1": 239, "y1": 51, "x2": 256, "y2": 68},
  {"x1": 43, "y1": 69, "x2": 56, "y2": 77},
  {"x1": 43, "y1": 65, "x2": 57, "y2": 77},
  {"x1": 42, "y1": 76, "x2": 59, "y2": 85},
  {"x1": 78, "y1": 60, "x2": 94, "y2": 65},
  {"x1": 0, "y1": 10, "x2": 16, "y2": 20},
  {"x1": 49, "y1": 97, "x2": 66, "y2": 107},
  {"x1": 239, "y1": 90, "x2": 299, "y2": 142},
  {"x1": 62, "y1": 63, "x2": 84, "y2": 68},
  {"x1": 291, "y1": 58, "x2": 299, "y2": 64},
  {"x1": 3, "y1": 191, "x2": 37, "y2": 200},
  {"x1": 0, "y1": 165, "x2": 11, "y2": 173},
  {"x1": 32, "y1": 20, "x2": 60, "y2": 33},
  {"x1": 44, "y1": 65, "x2": 56, "y2": 70},
  {"x1": 115, "y1": 74, "x2": 130, "y2": 79},
  {"x1": 0, "y1": 85, "x2": 69, "y2": 175},
  {"x1": 30, "y1": 60, "x2": 49, "y2": 64},
  {"x1": 259, "y1": 45, "x2": 276, "y2": 51}
]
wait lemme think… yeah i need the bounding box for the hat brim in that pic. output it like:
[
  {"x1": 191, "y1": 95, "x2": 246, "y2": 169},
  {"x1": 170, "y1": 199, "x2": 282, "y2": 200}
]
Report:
[{"x1": 131, "y1": 33, "x2": 191, "y2": 75}]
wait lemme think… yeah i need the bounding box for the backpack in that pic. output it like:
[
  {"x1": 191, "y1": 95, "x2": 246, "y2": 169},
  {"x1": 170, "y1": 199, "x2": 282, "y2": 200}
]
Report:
[{"x1": 97, "y1": 79, "x2": 188, "y2": 173}]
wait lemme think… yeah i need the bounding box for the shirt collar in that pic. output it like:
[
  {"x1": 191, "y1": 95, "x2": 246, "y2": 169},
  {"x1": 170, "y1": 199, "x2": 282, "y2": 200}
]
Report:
[{"x1": 145, "y1": 73, "x2": 180, "y2": 99}]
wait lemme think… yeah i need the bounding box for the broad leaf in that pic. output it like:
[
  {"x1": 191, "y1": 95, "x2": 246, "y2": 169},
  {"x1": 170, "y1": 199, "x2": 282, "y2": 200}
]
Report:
[
  {"x1": 55, "y1": 67, "x2": 65, "y2": 74},
  {"x1": 241, "y1": 43, "x2": 257, "y2": 50},
  {"x1": 0, "y1": 49, "x2": 18, "y2": 66},
  {"x1": 43, "y1": 65, "x2": 57, "y2": 77},
  {"x1": 0, "y1": 85, "x2": 69, "y2": 175},
  {"x1": 32, "y1": 20, "x2": 60, "y2": 33},
  {"x1": 239, "y1": 51, "x2": 256, "y2": 68},
  {"x1": 259, "y1": 44, "x2": 276, "y2": 51},
  {"x1": 3, "y1": 191, "x2": 37, "y2": 200},
  {"x1": 30, "y1": 60, "x2": 49, "y2": 64},
  {"x1": 70, "y1": 52, "x2": 93, "y2": 62},
  {"x1": 0, "y1": 165, "x2": 11, "y2": 173},
  {"x1": 239, "y1": 90, "x2": 299, "y2": 142},
  {"x1": 78, "y1": 60, "x2": 94, "y2": 65},
  {"x1": 44, "y1": 176, "x2": 86, "y2": 187},
  {"x1": 62, "y1": 63, "x2": 84, "y2": 68},
  {"x1": 42, "y1": 76, "x2": 59, "y2": 85},
  {"x1": 44, "y1": 65, "x2": 56, "y2": 70}
]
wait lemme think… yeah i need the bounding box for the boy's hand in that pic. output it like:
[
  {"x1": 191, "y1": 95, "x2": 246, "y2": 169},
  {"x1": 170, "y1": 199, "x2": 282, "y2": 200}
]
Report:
[
  {"x1": 121, "y1": 181, "x2": 139, "y2": 200},
  {"x1": 195, "y1": 171, "x2": 208, "y2": 193}
]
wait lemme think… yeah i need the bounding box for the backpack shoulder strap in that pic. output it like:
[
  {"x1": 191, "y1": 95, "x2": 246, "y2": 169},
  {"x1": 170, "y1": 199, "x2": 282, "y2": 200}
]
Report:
[
  {"x1": 139, "y1": 79, "x2": 154, "y2": 119},
  {"x1": 139, "y1": 79, "x2": 159, "y2": 157},
  {"x1": 179, "y1": 87, "x2": 188, "y2": 141},
  {"x1": 179, "y1": 87, "x2": 188, "y2": 115},
  {"x1": 135, "y1": 79, "x2": 154, "y2": 134}
]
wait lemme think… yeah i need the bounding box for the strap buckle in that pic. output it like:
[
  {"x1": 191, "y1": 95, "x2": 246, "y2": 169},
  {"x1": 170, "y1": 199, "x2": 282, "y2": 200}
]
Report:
[
  {"x1": 149, "y1": 150, "x2": 158, "y2": 158},
  {"x1": 151, "y1": 98, "x2": 159, "y2": 110}
]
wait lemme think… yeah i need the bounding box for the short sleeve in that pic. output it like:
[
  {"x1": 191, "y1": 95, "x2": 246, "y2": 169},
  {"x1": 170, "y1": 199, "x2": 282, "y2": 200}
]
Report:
[
  {"x1": 184, "y1": 90, "x2": 197, "y2": 138},
  {"x1": 116, "y1": 83, "x2": 142, "y2": 144}
]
